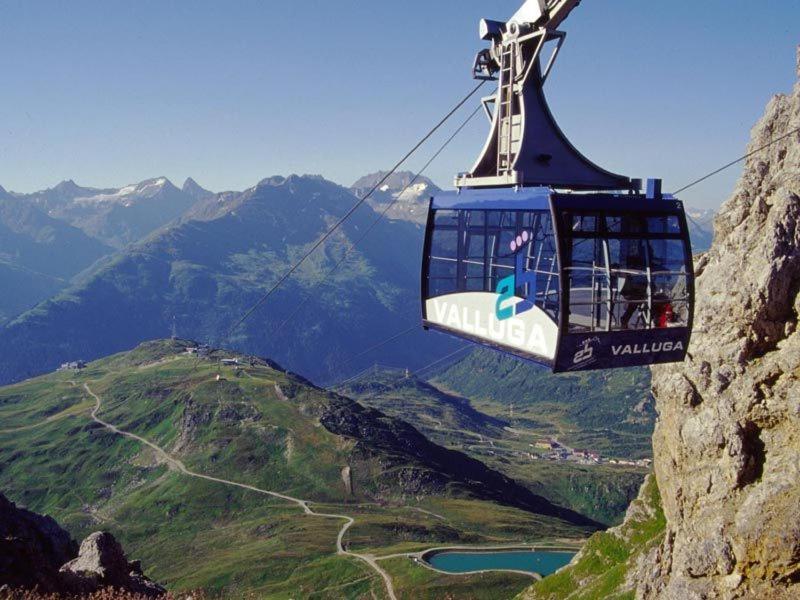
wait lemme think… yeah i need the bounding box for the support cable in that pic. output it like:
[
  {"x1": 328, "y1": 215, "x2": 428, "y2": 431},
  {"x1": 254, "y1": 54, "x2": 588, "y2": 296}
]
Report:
[{"x1": 674, "y1": 126, "x2": 800, "y2": 195}]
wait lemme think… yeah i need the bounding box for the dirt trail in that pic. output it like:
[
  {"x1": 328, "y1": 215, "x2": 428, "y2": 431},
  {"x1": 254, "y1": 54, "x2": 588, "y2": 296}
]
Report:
[{"x1": 83, "y1": 383, "x2": 397, "y2": 600}]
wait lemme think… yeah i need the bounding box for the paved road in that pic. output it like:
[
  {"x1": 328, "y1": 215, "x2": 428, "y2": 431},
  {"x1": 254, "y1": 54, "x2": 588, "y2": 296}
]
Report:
[{"x1": 84, "y1": 383, "x2": 398, "y2": 600}]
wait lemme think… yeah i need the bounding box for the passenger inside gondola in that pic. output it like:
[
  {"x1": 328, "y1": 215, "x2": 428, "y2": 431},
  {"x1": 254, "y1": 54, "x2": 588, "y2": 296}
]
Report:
[{"x1": 564, "y1": 212, "x2": 690, "y2": 333}]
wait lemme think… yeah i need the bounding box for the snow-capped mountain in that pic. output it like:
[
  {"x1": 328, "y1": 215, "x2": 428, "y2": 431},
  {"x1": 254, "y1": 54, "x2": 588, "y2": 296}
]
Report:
[
  {"x1": 20, "y1": 177, "x2": 200, "y2": 248},
  {"x1": 351, "y1": 171, "x2": 441, "y2": 225},
  {"x1": 685, "y1": 206, "x2": 716, "y2": 252},
  {"x1": 71, "y1": 177, "x2": 171, "y2": 205}
]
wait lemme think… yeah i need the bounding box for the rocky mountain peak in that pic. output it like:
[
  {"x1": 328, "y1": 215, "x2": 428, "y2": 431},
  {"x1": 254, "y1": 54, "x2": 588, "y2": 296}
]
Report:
[
  {"x1": 182, "y1": 177, "x2": 214, "y2": 201},
  {"x1": 635, "y1": 52, "x2": 800, "y2": 599},
  {"x1": 53, "y1": 179, "x2": 82, "y2": 194},
  {"x1": 256, "y1": 174, "x2": 287, "y2": 188},
  {"x1": 350, "y1": 170, "x2": 441, "y2": 226}
]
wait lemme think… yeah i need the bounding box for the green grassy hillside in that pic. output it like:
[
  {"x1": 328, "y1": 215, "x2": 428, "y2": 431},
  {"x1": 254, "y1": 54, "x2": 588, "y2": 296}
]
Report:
[
  {"x1": 342, "y1": 370, "x2": 648, "y2": 526},
  {"x1": 519, "y1": 475, "x2": 666, "y2": 600},
  {"x1": 431, "y1": 349, "x2": 655, "y2": 460},
  {"x1": 0, "y1": 340, "x2": 595, "y2": 598}
]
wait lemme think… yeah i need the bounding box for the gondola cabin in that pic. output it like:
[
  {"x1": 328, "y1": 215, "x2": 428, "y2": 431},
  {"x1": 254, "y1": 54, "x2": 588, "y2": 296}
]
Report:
[
  {"x1": 421, "y1": 0, "x2": 695, "y2": 372},
  {"x1": 421, "y1": 187, "x2": 694, "y2": 372}
]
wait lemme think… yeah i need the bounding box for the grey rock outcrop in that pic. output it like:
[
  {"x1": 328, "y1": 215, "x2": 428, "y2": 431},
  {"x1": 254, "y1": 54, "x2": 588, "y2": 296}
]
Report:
[
  {"x1": 636, "y1": 49, "x2": 800, "y2": 599},
  {"x1": 0, "y1": 493, "x2": 78, "y2": 593},
  {"x1": 0, "y1": 493, "x2": 165, "y2": 597},
  {"x1": 60, "y1": 532, "x2": 165, "y2": 597}
]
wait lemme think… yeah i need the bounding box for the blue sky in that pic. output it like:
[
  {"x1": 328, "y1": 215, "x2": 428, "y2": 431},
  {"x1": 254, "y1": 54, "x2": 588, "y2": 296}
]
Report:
[{"x1": 1, "y1": 1, "x2": 797, "y2": 209}]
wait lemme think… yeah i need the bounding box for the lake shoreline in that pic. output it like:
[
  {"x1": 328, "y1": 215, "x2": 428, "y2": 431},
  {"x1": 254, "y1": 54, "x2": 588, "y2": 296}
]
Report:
[{"x1": 417, "y1": 546, "x2": 578, "y2": 579}]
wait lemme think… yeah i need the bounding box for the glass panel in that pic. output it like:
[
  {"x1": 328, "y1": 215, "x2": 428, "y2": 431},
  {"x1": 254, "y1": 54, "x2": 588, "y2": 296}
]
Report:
[
  {"x1": 434, "y1": 210, "x2": 459, "y2": 227},
  {"x1": 427, "y1": 209, "x2": 561, "y2": 322},
  {"x1": 572, "y1": 214, "x2": 599, "y2": 233},
  {"x1": 429, "y1": 257, "x2": 456, "y2": 278},
  {"x1": 466, "y1": 234, "x2": 485, "y2": 259},
  {"x1": 647, "y1": 215, "x2": 681, "y2": 234},
  {"x1": 607, "y1": 239, "x2": 647, "y2": 273},
  {"x1": 466, "y1": 211, "x2": 485, "y2": 227},
  {"x1": 487, "y1": 211, "x2": 503, "y2": 227},
  {"x1": 465, "y1": 258, "x2": 484, "y2": 291},
  {"x1": 559, "y1": 208, "x2": 692, "y2": 332},
  {"x1": 605, "y1": 214, "x2": 682, "y2": 235},
  {"x1": 431, "y1": 228, "x2": 457, "y2": 258},
  {"x1": 606, "y1": 215, "x2": 647, "y2": 234},
  {"x1": 649, "y1": 239, "x2": 687, "y2": 273},
  {"x1": 429, "y1": 278, "x2": 456, "y2": 296},
  {"x1": 652, "y1": 274, "x2": 690, "y2": 328}
]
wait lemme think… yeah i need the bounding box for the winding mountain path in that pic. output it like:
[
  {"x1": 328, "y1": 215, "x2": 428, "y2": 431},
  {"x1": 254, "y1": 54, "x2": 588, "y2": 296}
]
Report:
[{"x1": 84, "y1": 382, "x2": 397, "y2": 600}]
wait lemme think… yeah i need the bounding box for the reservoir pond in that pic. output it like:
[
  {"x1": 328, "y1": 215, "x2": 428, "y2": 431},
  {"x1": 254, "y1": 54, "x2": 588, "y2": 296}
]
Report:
[{"x1": 426, "y1": 550, "x2": 575, "y2": 576}]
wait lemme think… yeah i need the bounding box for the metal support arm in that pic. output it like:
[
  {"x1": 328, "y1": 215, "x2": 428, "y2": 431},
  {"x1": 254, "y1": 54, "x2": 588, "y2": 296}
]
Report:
[{"x1": 458, "y1": 0, "x2": 633, "y2": 192}]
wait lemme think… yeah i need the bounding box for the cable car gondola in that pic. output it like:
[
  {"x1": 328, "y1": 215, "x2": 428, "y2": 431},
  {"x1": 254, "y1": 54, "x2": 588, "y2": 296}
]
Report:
[{"x1": 421, "y1": 0, "x2": 694, "y2": 373}]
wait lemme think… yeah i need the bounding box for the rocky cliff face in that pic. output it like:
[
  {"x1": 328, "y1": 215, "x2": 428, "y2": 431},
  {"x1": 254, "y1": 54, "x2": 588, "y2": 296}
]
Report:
[
  {"x1": 0, "y1": 493, "x2": 77, "y2": 593},
  {"x1": 0, "y1": 493, "x2": 164, "y2": 597},
  {"x1": 635, "y1": 51, "x2": 800, "y2": 599}
]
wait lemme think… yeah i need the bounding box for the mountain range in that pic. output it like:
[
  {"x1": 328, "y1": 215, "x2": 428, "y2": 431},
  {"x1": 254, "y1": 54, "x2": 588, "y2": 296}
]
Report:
[
  {"x1": 0, "y1": 174, "x2": 460, "y2": 386},
  {"x1": 0, "y1": 171, "x2": 716, "y2": 387},
  {"x1": 18, "y1": 177, "x2": 200, "y2": 249}
]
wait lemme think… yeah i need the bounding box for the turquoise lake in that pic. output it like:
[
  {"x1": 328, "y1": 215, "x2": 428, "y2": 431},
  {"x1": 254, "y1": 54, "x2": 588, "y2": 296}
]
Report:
[{"x1": 426, "y1": 550, "x2": 575, "y2": 576}]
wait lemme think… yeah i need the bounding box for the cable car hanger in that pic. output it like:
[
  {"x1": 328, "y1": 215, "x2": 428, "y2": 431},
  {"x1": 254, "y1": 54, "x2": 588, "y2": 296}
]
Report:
[{"x1": 421, "y1": 0, "x2": 696, "y2": 373}]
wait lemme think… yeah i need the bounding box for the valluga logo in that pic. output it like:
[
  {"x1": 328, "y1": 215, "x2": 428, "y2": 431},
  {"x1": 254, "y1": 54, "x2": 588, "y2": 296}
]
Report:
[
  {"x1": 495, "y1": 230, "x2": 536, "y2": 321},
  {"x1": 573, "y1": 337, "x2": 600, "y2": 365}
]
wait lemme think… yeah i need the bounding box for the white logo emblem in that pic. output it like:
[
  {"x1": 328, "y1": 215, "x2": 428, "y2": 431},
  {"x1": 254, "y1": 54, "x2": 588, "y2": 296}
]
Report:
[{"x1": 573, "y1": 337, "x2": 600, "y2": 365}]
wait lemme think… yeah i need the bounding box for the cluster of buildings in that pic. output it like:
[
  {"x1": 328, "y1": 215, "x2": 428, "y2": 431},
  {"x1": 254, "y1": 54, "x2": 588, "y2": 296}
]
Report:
[
  {"x1": 184, "y1": 346, "x2": 248, "y2": 368},
  {"x1": 57, "y1": 360, "x2": 86, "y2": 372},
  {"x1": 185, "y1": 345, "x2": 211, "y2": 357},
  {"x1": 528, "y1": 439, "x2": 651, "y2": 468},
  {"x1": 608, "y1": 457, "x2": 653, "y2": 468}
]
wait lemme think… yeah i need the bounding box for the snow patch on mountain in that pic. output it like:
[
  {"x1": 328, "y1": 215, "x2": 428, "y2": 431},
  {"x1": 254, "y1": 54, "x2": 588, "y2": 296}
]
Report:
[{"x1": 73, "y1": 178, "x2": 170, "y2": 205}]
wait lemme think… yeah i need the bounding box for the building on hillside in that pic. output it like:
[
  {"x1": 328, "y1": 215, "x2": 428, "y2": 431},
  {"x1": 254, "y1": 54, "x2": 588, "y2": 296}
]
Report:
[{"x1": 58, "y1": 360, "x2": 86, "y2": 371}]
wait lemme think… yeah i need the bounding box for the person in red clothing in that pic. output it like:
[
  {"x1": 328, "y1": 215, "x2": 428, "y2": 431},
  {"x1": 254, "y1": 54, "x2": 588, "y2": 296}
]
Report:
[{"x1": 653, "y1": 297, "x2": 674, "y2": 328}]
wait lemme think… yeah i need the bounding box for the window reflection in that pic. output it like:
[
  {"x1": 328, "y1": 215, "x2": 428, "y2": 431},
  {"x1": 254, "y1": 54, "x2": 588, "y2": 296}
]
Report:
[
  {"x1": 565, "y1": 211, "x2": 691, "y2": 333},
  {"x1": 426, "y1": 209, "x2": 560, "y2": 321}
]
